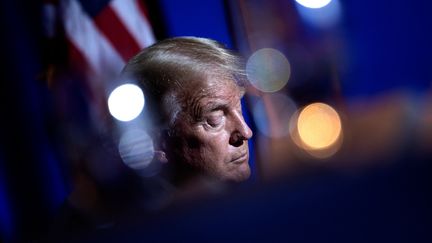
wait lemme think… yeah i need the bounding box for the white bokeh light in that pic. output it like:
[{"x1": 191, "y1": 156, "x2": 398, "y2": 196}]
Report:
[
  {"x1": 108, "y1": 84, "x2": 145, "y2": 122},
  {"x1": 246, "y1": 48, "x2": 291, "y2": 93},
  {"x1": 295, "y1": 0, "x2": 341, "y2": 28},
  {"x1": 295, "y1": 0, "x2": 332, "y2": 9}
]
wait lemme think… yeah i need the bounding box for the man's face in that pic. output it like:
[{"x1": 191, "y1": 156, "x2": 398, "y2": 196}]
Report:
[{"x1": 166, "y1": 77, "x2": 253, "y2": 182}]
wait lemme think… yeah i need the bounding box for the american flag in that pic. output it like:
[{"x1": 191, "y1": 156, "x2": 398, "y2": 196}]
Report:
[{"x1": 43, "y1": 0, "x2": 155, "y2": 117}]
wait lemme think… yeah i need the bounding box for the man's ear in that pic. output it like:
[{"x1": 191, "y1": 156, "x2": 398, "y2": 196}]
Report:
[
  {"x1": 154, "y1": 150, "x2": 168, "y2": 163},
  {"x1": 152, "y1": 129, "x2": 169, "y2": 163}
]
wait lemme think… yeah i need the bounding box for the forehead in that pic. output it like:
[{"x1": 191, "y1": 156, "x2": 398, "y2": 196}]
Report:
[
  {"x1": 178, "y1": 77, "x2": 244, "y2": 118},
  {"x1": 194, "y1": 77, "x2": 243, "y2": 102},
  {"x1": 206, "y1": 76, "x2": 242, "y2": 93}
]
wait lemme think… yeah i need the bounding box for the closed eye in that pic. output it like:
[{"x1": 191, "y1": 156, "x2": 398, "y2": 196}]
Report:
[{"x1": 205, "y1": 110, "x2": 224, "y2": 128}]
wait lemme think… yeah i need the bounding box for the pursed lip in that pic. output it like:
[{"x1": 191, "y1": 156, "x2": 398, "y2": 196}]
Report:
[{"x1": 230, "y1": 151, "x2": 248, "y2": 164}]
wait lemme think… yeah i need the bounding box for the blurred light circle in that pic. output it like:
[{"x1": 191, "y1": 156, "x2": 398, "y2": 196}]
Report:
[
  {"x1": 118, "y1": 129, "x2": 156, "y2": 176},
  {"x1": 252, "y1": 93, "x2": 297, "y2": 138},
  {"x1": 305, "y1": 138, "x2": 342, "y2": 159},
  {"x1": 297, "y1": 102, "x2": 341, "y2": 150},
  {"x1": 295, "y1": 0, "x2": 341, "y2": 28},
  {"x1": 289, "y1": 108, "x2": 343, "y2": 159},
  {"x1": 108, "y1": 84, "x2": 145, "y2": 122},
  {"x1": 295, "y1": 0, "x2": 332, "y2": 9},
  {"x1": 246, "y1": 48, "x2": 291, "y2": 93}
]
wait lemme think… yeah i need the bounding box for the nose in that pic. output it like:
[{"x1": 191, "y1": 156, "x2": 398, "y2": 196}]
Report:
[{"x1": 229, "y1": 111, "x2": 253, "y2": 146}]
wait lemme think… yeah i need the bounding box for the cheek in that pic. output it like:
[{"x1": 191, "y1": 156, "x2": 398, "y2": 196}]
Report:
[
  {"x1": 171, "y1": 123, "x2": 232, "y2": 166},
  {"x1": 203, "y1": 134, "x2": 231, "y2": 158},
  {"x1": 191, "y1": 131, "x2": 232, "y2": 168}
]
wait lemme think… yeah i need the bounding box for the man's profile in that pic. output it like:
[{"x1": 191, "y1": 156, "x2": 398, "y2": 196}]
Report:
[
  {"x1": 44, "y1": 37, "x2": 253, "y2": 240},
  {"x1": 121, "y1": 37, "x2": 253, "y2": 186}
]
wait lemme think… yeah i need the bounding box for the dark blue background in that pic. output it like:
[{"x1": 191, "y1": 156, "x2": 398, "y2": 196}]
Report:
[{"x1": 0, "y1": 0, "x2": 431, "y2": 242}]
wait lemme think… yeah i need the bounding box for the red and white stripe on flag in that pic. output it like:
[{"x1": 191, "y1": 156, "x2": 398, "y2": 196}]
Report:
[{"x1": 44, "y1": 0, "x2": 155, "y2": 114}]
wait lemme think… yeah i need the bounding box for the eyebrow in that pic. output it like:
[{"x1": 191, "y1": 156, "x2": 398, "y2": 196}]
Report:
[
  {"x1": 189, "y1": 86, "x2": 244, "y2": 121},
  {"x1": 201, "y1": 101, "x2": 229, "y2": 114}
]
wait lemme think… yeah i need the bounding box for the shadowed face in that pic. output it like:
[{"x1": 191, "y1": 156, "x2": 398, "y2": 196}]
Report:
[{"x1": 166, "y1": 77, "x2": 253, "y2": 182}]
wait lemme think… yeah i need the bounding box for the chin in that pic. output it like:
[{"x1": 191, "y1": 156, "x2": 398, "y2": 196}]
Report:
[
  {"x1": 224, "y1": 164, "x2": 251, "y2": 183},
  {"x1": 237, "y1": 167, "x2": 251, "y2": 182}
]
